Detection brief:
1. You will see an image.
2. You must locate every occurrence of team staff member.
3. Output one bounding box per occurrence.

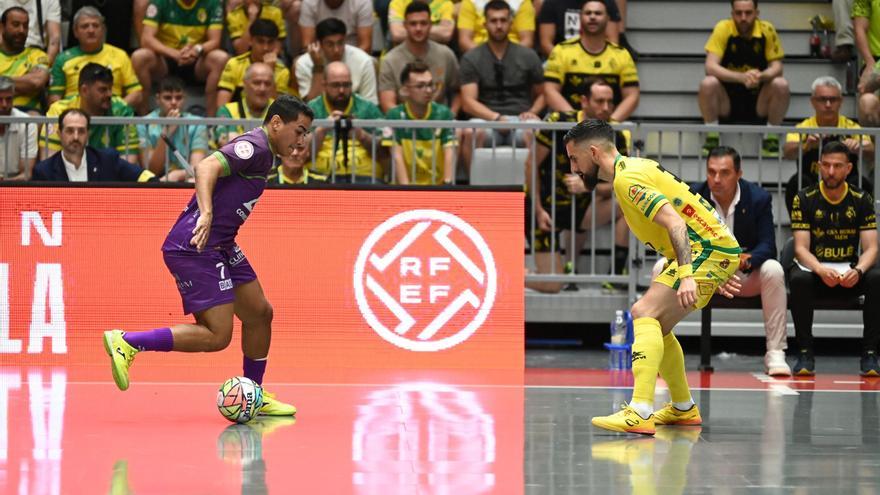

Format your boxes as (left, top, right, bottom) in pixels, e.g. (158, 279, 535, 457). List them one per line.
(543, 0, 639, 121)
(789, 141, 880, 377)
(567, 119, 741, 435)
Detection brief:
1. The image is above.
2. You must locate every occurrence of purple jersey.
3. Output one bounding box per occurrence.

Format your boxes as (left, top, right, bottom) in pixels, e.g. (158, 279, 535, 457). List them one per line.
(163, 127, 277, 253)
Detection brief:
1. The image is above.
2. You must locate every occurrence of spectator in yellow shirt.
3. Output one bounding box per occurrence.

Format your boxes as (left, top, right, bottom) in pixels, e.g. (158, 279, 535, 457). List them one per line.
(217, 19, 295, 109)
(457, 0, 535, 53)
(226, 0, 287, 54)
(388, 0, 454, 45)
(0, 7, 48, 113)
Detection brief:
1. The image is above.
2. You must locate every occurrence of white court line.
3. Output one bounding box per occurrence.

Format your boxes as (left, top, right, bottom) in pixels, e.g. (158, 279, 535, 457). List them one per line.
(834, 380, 866, 384)
(59, 381, 880, 392)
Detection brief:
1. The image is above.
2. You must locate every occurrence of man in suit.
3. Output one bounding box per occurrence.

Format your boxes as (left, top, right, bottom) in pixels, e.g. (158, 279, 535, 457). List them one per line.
(32, 108, 155, 182)
(653, 146, 790, 375)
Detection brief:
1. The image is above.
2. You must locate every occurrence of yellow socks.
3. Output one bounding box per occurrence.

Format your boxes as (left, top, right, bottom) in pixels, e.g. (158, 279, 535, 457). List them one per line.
(630, 317, 664, 412)
(659, 332, 694, 406)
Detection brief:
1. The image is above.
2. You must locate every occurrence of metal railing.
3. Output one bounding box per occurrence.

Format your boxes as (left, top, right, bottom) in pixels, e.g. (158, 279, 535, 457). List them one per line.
(3, 116, 878, 305)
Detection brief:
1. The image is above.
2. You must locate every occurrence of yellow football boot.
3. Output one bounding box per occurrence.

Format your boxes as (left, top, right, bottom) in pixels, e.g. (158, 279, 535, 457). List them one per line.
(103, 330, 138, 391)
(653, 403, 702, 426)
(258, 390, 297, 416)
(591, 404, 656, 435)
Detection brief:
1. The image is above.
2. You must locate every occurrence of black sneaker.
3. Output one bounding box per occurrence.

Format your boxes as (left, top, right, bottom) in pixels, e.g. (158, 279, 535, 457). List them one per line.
(793, 349, 815, 376)
(861, 351, 880, 377)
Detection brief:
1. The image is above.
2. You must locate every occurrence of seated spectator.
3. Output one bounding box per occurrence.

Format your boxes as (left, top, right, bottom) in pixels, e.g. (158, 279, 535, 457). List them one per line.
(138, 77, 209, 182)
(544, 0, 638, 121)
(525, 78, 629, 294)
(378, 1, 460, 113)
(218, 19, 295, 110)
(537, 0, 622, 57)
(460, 0, 544, 149)
(69, 0, 134, 51)
(268, 148, 328, 183)
(784, 76, 874, 213)
(457, 0, 535, 53)
(301, 0, 373, 52)
(699, 0, 789, 156)
(308, 61, 385, 182)
(215, 62, 276, 147)
(388, 0, 454, 45)
(789, 141, 880, 376)
(679, 146, 790, 376)
(132, 0, 228, 116)
(49, 7, 142, 110)
(295, 18, 377, 103)
(383, 61, 457, 185)
(33, 108, 154, 182)
(0, 6, 48, 113)
(0, 0, 61, 65)
(0, 77, 37, 180)
(226, 0, 287, 54)
(41, 63, 139, 163)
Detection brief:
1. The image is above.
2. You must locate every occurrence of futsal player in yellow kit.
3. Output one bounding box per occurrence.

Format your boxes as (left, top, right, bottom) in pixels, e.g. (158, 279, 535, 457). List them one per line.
(564, 120, 742, 435)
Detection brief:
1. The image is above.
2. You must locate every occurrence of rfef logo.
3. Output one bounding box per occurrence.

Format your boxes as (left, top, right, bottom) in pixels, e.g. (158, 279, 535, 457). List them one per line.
(353, 210, 497, 352)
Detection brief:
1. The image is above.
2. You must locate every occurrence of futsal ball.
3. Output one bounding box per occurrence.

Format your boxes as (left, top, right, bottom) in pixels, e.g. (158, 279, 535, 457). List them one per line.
(217, 376, 263, 423)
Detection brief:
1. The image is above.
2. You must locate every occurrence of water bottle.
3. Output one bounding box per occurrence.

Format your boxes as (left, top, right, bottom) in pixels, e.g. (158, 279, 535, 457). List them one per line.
(611, 310, 627, 345)
(809, 17, 821, 58)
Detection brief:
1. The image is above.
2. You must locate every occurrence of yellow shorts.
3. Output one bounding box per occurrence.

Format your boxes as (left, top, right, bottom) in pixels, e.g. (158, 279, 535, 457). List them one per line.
(654, 241, 741, 310)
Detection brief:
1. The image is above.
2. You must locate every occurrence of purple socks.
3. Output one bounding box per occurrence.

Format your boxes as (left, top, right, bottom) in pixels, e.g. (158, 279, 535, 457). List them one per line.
(122, 327, 174, 352)
(243, 356, 267, 385)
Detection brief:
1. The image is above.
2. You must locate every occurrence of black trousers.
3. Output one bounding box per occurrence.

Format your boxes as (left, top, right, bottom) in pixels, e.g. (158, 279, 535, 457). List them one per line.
(788, 265, 880, 352)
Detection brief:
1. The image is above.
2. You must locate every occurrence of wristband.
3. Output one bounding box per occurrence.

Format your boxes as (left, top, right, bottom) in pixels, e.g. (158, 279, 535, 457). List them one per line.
(855, 267, 864, 281)
(677, 264, 693, 279)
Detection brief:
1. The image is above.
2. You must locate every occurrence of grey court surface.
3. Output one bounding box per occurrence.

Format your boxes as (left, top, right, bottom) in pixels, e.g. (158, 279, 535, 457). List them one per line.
(524, 350, 880, 494)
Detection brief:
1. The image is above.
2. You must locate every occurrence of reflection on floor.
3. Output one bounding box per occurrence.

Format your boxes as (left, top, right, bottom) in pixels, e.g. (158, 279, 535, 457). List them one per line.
(2, 367, 880, 494)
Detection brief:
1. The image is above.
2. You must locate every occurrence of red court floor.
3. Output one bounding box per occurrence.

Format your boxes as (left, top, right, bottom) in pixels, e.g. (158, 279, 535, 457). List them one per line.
(2, 367, 879, 494)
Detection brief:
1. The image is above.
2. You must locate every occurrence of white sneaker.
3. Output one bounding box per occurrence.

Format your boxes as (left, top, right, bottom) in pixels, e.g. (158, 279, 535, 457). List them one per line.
(765, 350, 791, 376)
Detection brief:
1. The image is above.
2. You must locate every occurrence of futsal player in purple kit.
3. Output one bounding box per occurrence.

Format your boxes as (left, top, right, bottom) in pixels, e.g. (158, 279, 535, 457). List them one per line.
(103, 95, 314, 416)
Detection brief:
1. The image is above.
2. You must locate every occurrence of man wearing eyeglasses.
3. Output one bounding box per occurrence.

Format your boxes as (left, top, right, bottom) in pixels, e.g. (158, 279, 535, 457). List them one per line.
(782, 76, 874, 214)
(307, 61, 385, 182)
(460, 0, 544, 150)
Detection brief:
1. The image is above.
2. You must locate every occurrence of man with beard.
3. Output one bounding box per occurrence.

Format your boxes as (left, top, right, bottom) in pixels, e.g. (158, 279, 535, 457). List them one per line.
(295, 18, 376, 103)
(567, 119, 741, 435)
(783, 76, 873, 214)
(216, 62, 277, 147)
(699, 0, 789, 156)
(789, 141, 880, 376)
(460, 0, 544, 149)
(48, 7, 142, 109)
(32, 108, 154, 182)
(0, 6, 49, 113)
(41, 63, 139, 163)
(308, 61, 384, 182)
(526, 79, 629, 293)
(544, 0, 638, 120)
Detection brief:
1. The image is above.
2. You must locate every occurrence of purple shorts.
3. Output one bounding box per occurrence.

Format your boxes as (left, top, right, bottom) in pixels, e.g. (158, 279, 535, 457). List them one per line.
(163, 245, 257, 315)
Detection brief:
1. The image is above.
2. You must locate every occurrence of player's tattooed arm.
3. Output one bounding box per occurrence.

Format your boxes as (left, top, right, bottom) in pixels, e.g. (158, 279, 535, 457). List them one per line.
(653, 203, 697, 308)
(669, 223, 693, 267)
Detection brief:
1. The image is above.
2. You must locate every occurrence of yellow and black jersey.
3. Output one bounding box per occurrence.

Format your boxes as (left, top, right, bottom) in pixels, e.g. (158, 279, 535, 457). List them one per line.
(705, 19, 784, 73)
(785, 115, 871, 177)
(544, 38, 638, 109)
(613, 156, 739, 259)
(791, 182, 876, 263)
(534, 110, 629, 206)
